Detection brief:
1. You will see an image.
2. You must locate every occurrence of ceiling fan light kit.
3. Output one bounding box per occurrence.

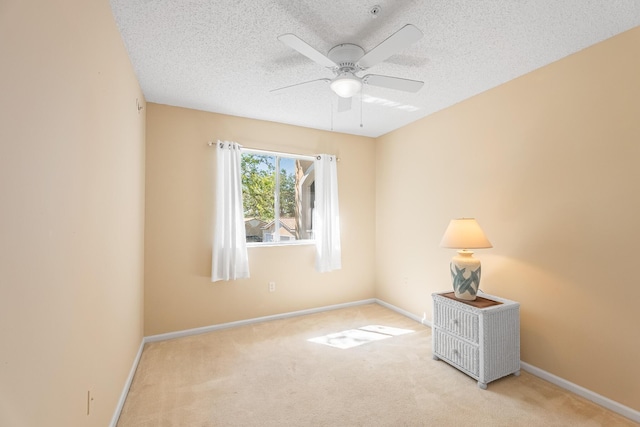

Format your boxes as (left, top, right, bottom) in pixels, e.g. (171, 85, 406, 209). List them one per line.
(275, 24, 425, 104)
(330, 74, 362, 98)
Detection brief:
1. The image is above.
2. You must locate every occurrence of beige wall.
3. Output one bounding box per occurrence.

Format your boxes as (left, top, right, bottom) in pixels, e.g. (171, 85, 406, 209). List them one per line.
(0, 1, 145, 426)
(144, 104, 376, 336)
(2, 0, 635, 420)
(376, 27, 640, 411)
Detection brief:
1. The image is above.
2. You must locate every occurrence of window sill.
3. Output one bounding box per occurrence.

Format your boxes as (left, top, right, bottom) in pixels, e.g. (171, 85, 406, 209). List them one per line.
(247, 240, 315, 248)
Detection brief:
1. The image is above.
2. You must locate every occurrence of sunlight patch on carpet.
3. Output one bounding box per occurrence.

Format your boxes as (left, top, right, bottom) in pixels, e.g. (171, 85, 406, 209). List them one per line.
(308, 325, 414, 349)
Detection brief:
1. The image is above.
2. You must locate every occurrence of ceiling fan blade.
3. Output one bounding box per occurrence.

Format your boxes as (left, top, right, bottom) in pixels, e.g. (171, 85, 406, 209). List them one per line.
(363, 74, 424, 92)
(278, 34, 337, 68)
(357, 24, 423, 69)
(337, 96, 352, 113)
(270, 78, 330, 93)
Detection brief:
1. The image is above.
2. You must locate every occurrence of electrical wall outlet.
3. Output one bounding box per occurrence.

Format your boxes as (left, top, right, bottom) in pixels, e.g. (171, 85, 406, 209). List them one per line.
(268, 282, 276, 292)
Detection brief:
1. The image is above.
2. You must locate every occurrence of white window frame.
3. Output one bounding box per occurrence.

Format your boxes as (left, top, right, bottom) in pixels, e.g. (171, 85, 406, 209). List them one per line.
(241, 148, 316, 247)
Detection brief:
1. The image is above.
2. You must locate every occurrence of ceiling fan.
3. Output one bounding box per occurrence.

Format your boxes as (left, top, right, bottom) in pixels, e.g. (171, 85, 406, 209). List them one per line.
(272, 24, 425, 112)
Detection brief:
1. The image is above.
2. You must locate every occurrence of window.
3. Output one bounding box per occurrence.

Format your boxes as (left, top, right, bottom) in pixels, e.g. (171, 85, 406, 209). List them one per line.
(241, 150, 315, 244)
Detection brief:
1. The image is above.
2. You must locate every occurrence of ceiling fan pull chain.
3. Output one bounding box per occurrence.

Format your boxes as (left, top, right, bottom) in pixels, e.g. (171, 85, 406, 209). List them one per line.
(330, 95, 334, 132)
(360, 91, 363, 128)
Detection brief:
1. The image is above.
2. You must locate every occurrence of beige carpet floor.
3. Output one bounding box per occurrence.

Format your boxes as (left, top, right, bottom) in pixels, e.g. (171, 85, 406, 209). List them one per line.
(117, 303, 637, 426)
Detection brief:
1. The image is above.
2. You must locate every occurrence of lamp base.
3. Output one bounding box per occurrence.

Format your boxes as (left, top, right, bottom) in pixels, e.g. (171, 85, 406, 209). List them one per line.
(450, 250, 482, 301)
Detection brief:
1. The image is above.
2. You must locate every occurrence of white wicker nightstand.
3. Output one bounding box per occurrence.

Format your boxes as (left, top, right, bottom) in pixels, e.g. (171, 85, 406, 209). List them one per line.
(432, 291, 520, 389)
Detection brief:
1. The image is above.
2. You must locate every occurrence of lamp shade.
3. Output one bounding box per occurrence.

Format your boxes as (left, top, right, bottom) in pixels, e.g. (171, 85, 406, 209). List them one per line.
(330, 75, 362, 98)
(440, 218, 492, 249)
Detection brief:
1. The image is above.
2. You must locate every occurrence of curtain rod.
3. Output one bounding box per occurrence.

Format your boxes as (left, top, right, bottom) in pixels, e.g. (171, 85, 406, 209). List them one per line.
(207, 141, 339, 162)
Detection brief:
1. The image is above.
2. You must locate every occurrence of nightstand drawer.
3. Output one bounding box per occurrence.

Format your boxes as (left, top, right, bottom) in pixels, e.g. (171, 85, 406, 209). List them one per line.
(433, 329, 479, 376)
(432, 291, 520, 389)
(433, 300, 479, 343)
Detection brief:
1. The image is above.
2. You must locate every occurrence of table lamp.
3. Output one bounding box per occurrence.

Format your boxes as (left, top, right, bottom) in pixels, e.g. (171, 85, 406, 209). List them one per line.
(440, 218, 492, 301)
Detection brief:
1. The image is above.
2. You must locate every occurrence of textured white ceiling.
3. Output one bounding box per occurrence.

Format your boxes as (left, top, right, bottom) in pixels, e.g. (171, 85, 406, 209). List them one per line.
(110, 0, 640, 137)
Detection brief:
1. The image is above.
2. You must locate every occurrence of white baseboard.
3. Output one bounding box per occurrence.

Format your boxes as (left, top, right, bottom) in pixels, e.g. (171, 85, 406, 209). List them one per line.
(144, 298, 377, 343)
(375, 298, 430, 326)
(111, 299, 639, 425)
(110, 339, 145, 427)
(520, 362, 640, 423)
(112, 298, 378, 423)
(378, 299, 639, 423)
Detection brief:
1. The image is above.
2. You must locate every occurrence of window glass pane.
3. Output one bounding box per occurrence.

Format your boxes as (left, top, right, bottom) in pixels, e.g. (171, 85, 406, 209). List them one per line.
(241, 154, 275, 243)
(278, 157, 295, 241)
(241, 152, 315, 244)
(291, 158, 314, 240)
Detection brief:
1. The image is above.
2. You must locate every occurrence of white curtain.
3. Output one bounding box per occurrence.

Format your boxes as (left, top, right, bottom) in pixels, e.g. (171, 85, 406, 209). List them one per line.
(211, 140, 250, 282)
(314, 154, 341, 272)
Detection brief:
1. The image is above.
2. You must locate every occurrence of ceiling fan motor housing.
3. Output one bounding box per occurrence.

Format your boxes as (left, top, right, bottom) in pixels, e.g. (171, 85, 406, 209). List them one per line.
(328, 43, 365, 73)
